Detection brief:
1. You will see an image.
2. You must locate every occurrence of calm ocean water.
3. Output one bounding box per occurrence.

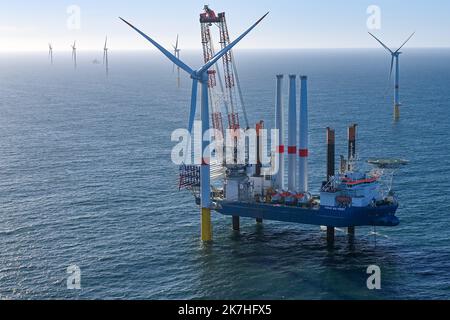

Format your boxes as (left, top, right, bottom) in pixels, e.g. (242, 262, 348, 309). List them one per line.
(0, 49, 449, 300)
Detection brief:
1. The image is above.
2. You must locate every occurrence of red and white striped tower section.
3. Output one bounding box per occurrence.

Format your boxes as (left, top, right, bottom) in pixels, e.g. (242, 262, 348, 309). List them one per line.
(288, 75, 297, 191)
(274, 75, 285, 190)
(298, 76, 309, 193)
(348, 124, 357, 171)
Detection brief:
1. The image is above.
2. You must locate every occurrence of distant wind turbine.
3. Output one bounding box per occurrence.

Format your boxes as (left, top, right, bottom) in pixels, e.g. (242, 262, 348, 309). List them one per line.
(48, 43, 53, 65)
(71, 41, 77, 69)
(103, 36, 109, 75)
(369, 32, 415, 120)
(173, 35, 181, 88)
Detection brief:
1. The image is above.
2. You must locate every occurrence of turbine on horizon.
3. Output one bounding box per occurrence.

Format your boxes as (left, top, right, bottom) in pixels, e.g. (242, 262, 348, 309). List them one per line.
(103, 36, 109, 76)
(48, 43, 53, 64)
(173, 34, 181, 88)
(119, 12, 268, 242)
(71, 41, 77, 69)
(369, 32, 415, 120)
(48, 43, 53, 65)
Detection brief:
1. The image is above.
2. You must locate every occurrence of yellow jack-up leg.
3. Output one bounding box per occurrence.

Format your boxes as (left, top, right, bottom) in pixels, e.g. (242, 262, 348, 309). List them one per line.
(201, 208, 212, 242)
(394, 104, 400, 120)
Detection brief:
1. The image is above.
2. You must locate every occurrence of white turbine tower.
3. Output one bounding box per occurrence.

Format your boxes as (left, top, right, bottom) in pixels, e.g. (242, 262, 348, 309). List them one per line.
(71, 41, 77, 69)
(173, 35, 181, 87)
(48, 43, 53, 65)
(103, 36, 109, 75)
(120, 12, 268, 242)
(369, 32, 415, 120)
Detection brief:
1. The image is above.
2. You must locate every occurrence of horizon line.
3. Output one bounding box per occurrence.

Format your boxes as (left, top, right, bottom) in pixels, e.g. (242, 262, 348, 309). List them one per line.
(1, 46, 449, 53)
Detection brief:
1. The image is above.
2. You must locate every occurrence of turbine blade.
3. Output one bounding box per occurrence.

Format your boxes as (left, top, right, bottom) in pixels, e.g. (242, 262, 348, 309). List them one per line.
(188, 79, 198, 134)
(119, 17, 194, 75)
(368, 32, 393, 54)
(175, 34, 179, 50)
(104, 36, 108, 49)
(198, 12, 269, 74)
(395, 32, 415, 53)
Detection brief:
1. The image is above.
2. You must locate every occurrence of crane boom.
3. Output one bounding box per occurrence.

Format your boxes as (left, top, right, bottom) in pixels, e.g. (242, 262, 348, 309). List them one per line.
(200, 7, 225, 137)
(199, 5, 249, 132)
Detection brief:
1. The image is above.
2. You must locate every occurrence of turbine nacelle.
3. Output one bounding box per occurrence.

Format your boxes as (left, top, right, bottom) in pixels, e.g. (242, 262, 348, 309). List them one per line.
(190, 71, 208, 82)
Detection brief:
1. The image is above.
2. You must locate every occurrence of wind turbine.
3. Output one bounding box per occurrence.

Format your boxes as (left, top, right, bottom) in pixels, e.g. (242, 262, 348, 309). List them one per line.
(103, 36, 109, 75)
(120, 12, 268, 242)
(369, 32, 415, 120)
(173, 35, 181, 87)
(48, 43, 53, 65)
(71, 41, 77, 69)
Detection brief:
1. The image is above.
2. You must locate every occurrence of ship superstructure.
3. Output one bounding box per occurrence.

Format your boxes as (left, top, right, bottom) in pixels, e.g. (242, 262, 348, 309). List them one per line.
(212, 120, 400, 233)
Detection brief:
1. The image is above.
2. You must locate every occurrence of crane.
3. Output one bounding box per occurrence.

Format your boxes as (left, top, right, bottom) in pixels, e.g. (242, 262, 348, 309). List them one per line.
(200, 5, 250, 132)
(200, 8, 225, 138)
(179, 5, 252, 192)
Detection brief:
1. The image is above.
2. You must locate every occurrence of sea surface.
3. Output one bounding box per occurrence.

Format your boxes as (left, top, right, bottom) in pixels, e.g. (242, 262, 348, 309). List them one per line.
(0, 49, 449, 300)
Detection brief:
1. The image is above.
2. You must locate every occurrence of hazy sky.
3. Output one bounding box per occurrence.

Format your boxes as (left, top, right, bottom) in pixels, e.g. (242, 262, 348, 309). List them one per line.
(1, 0, 449, 51)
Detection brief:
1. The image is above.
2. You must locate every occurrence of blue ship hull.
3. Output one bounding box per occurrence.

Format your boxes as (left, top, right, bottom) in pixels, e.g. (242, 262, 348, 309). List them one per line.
(215, 202, 399, 228)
